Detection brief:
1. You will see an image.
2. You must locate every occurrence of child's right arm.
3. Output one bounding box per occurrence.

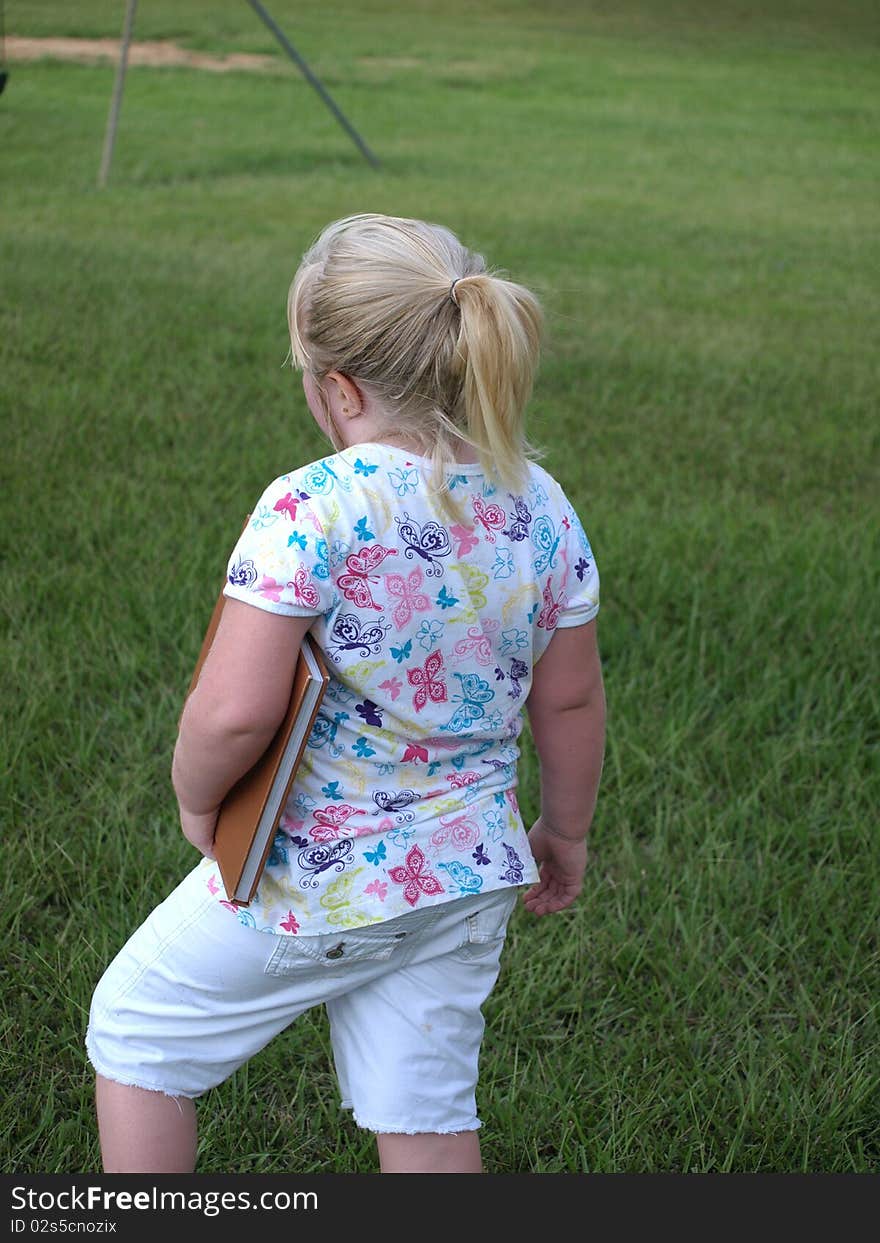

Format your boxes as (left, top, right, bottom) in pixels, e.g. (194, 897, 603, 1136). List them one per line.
(523, 619, 606, 916)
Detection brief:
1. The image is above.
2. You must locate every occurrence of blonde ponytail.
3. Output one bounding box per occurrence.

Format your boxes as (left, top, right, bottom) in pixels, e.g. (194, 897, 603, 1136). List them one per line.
(287, 214, 544, 504)
(452, 273, 543, 493)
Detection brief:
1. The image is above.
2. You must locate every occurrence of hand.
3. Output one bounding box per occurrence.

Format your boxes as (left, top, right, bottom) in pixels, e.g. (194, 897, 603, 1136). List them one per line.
(522, 816, 588, 917)
(178, 803, 219, 860)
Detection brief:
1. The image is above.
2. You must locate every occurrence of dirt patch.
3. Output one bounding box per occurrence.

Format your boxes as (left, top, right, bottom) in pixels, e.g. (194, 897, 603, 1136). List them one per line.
(6, 36, 280, 73)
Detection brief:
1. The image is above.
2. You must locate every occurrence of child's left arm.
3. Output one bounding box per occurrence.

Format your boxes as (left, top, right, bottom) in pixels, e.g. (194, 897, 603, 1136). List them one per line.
(171, 599, 315, 858)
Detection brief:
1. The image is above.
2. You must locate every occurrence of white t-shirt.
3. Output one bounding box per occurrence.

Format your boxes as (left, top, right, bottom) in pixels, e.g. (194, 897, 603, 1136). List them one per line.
(196, 441, 599, 935)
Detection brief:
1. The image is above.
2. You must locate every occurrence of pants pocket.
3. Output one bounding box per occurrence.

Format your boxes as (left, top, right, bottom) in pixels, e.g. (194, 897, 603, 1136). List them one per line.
(264, 922, 411, 976)
(450, 888, 518, 961)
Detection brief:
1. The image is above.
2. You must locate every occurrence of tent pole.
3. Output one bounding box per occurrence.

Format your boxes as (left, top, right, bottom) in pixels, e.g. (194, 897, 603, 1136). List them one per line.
(98, 0, 138, 187)
(245, 0, 380, 168)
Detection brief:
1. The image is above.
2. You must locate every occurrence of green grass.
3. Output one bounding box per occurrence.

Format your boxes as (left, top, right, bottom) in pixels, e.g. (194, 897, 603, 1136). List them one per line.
(2, 2, 878, 1173)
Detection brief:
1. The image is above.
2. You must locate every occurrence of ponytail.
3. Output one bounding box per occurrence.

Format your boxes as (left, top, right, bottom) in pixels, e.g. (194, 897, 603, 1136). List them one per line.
(452, 274, 543, 494)
(288, 214, 545, 505)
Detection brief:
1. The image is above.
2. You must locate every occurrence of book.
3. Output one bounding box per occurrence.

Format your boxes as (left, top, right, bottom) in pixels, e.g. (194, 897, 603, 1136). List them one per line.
(184, 576, 330, 907)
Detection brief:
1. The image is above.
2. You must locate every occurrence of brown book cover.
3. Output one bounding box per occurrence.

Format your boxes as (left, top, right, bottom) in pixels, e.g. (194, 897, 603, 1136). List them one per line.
(184, 560, 330, 906)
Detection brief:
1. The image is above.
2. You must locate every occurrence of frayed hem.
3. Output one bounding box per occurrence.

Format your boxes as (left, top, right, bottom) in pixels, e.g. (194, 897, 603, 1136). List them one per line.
(352, 1114, 482, 1135)
(87, 1040, 204, 1102)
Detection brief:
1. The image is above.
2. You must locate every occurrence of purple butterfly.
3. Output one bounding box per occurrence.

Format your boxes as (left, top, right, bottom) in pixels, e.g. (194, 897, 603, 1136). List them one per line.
(503, 495, 532, 542)
(228, 557, 258, 588)
(394, 512, 451, 578)
(575, 557, 590, 581)
(296, 840, 353, 889)
(356, 698, 384, 727)
(373, 789, 421, 823)
(499, 842, 525, 884)
(472, 843, 490, 866)
(507, 659, 528, 699)
(327, 614, 391, 663)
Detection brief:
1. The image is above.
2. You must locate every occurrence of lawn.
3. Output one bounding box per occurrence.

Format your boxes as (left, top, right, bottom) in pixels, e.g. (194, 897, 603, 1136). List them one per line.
(1, 1, 878, 1173)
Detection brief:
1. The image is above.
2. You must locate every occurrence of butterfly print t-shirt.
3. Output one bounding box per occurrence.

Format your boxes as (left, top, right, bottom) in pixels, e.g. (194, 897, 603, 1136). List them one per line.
(196, 441, 600, 935)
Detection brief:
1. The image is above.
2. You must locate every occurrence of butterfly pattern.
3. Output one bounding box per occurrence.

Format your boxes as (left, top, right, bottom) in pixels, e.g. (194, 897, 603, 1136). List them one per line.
(207, 443, 598, 933)
(338, 545, 398, 611)
(386, 566, 431, 629)
(394, 512, 452, 577)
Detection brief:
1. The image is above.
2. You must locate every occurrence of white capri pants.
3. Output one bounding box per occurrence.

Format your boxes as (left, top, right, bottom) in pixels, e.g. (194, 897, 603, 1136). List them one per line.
(86, 865, 519, 1135)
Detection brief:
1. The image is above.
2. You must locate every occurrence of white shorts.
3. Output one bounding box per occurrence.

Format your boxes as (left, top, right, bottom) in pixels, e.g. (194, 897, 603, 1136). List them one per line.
(86, 865, 519, 1135)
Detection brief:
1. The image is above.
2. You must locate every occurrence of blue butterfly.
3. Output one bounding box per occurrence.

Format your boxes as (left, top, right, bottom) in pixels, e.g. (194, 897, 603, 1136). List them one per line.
(287, 531, 307, 551)
(499, 842, 525, 884)
(312, 537, 330, 580)
(321, 781, 343, 800)
(437, 860, 484, 895)
(354, 458, 378, 477)
(388, 466, 419, 496)
(394, 512, 451, 578)
(390, 640, 412, 664)
(353, 516, 375, 542)
(448, 474, 469, 490)
(266, 832, 290, 868)
(532, 515, 564, 574)
(443, 672, 495, 734)
(356, 698, 384, 727)
(307, 710, 350, 759)
(364, 840, 387, 866)
(387, 825, 415, 849)
(303, 459, 352, 495)
(436, 586, 459, 610)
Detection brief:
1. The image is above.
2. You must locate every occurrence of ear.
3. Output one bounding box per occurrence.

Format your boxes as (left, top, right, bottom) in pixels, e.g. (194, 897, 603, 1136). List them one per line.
(325, 371, 364, 419)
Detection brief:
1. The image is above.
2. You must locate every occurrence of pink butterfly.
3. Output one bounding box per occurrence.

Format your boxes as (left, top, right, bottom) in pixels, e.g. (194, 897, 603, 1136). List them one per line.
(339, 545, 397, 611)
(472, 496, 506, 543)
(452, 620, 501, 666)
(447, 771, 479, 788)
(537, 576, 566, 630)
(257, 575, 283, 603)
(364, 879, 388, 901)
(450, 523, 479, 557)
(274, 492, 304, 521)
(379, 676, 403, 700)
(429, 812, 480, 852)
(407, 650, 448, 713)
(206, 874, 220, 895)
(402, 742, 430, 765)
(287, 566, 321, 609)
(280, 910, 300, 933)
(386, 566, 430, 629)
(388, 845, 445, 907)
(309, 803, 368, 843)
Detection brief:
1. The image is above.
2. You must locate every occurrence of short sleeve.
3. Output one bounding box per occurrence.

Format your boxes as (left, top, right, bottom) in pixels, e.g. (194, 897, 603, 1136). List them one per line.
(555, 495, 600, 628)
(222, 476, 338, 618)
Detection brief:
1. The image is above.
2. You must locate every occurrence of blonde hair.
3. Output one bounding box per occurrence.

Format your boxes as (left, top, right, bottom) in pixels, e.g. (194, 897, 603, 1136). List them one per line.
(288, 213, 544, 504)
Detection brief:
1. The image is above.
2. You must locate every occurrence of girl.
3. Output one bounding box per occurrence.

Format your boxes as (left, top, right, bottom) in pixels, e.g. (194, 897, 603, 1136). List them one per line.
(86, 213, 606, 1174)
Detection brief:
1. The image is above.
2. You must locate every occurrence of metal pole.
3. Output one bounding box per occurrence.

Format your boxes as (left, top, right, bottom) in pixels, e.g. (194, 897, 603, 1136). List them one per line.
(98, 0, 138, 188)
(245, 0, 380, 169)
